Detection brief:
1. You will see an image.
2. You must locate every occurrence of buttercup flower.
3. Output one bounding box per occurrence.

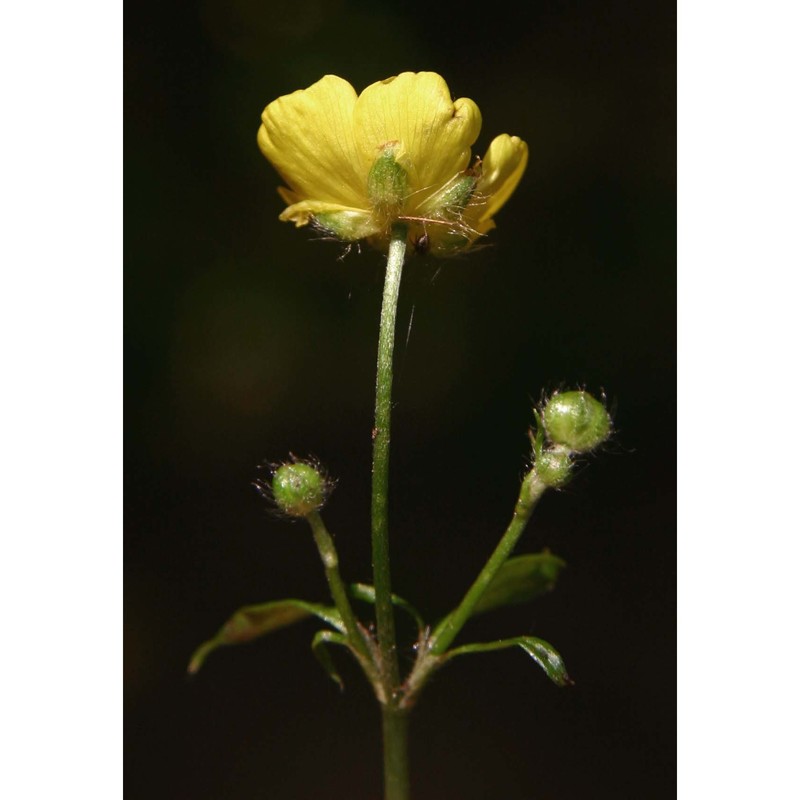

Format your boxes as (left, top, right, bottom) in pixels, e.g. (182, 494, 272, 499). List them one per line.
(257, 72, 528, 256)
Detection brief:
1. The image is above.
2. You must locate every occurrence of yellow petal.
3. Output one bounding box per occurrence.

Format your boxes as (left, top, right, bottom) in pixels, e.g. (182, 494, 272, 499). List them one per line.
(352, 72, 482, 195)
(476, 134, 528, 222)
(277, 186, 301, 206)
(258, 75, 365, 207)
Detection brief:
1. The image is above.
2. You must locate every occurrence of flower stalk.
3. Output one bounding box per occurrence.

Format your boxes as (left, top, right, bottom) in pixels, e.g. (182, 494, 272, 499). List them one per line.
(371, 223, 408, 692)
(370, 223, 410, 797)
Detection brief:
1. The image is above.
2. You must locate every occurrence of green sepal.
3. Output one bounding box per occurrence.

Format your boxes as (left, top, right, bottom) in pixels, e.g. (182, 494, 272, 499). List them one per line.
(446, 636, 573, 687)
(417, 172, 478, 220)
(535, 449, 573, 488)
(314, 210, 380, 241)
(348, 582, 426, 632)
(188, 599, 344, 675)
(529, 409, 546, 460)
(471, 552, 566, 615)
(311, 629, 349, 691)
(367, 143, 408, 209)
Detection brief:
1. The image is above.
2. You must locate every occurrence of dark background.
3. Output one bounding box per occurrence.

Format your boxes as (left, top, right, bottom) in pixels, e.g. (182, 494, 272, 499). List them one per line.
(125, 1, 675, 797)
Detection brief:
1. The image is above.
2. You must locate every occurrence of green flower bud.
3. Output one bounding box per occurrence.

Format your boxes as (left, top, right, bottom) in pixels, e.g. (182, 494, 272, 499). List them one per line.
(271, 461, 328, 518)
(535, 449, 573, 488)
(368, 142, 409, 210)
(542, 391, 611, 454)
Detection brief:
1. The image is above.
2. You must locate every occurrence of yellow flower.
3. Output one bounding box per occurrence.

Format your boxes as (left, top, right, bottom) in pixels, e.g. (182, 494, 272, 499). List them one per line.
(257, 72, 528, 256)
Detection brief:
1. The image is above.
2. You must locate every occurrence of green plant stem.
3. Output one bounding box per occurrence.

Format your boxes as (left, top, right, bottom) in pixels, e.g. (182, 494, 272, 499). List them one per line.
(307, 511, 373, 666)
(371, 224, 409, 800)
(382, 707, 410, 800)
(429, 470, 548, 656)
(371, 223, 407, 691)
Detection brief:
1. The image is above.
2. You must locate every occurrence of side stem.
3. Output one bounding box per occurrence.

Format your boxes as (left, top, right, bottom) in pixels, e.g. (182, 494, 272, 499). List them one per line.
(307, 511, 374, 668)
(429, 470, 548, 656)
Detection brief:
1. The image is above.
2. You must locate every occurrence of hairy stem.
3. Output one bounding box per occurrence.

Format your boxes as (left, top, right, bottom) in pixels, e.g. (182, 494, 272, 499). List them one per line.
(371, 224, 407, 692)
(371, 225, 409, 799)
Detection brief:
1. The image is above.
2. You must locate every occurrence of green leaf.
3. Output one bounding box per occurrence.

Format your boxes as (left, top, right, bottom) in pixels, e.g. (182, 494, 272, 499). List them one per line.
(446, 636, 573, 687)
(188, 599, 343, 675)
(471, 552, 566, 616)
(348, 583, 425, 631)
(311, 630, 349, 690)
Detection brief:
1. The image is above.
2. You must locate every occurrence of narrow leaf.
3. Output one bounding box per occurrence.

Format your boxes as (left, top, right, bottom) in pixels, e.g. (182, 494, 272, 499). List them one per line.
(471, 552, 566, 615)
(348, 583, 425, 631)
(446, 635, 573, 687)
(517, 637, 574, 687)
(311, 630, 349, 690)
(188, 599, 343, 675)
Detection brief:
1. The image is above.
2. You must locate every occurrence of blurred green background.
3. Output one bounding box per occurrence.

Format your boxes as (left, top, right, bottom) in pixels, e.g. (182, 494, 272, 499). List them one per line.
(125, 0, 675, 797)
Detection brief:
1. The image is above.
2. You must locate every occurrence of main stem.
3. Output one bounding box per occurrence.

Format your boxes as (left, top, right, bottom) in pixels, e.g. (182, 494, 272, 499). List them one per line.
(371, 223, 409, 800)
(382, 707, 410, 800)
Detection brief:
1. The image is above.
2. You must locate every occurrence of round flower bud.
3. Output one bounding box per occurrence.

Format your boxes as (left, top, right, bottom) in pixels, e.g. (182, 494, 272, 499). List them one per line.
(272, 462, 328, 518)
(535, 449, 573, 488)
(542, 391, 611, 454)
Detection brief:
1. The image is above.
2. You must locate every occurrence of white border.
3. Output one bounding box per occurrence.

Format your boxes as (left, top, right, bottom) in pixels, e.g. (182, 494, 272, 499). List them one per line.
(0, 2, 122, 796)
(679, 1, 800, 796)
